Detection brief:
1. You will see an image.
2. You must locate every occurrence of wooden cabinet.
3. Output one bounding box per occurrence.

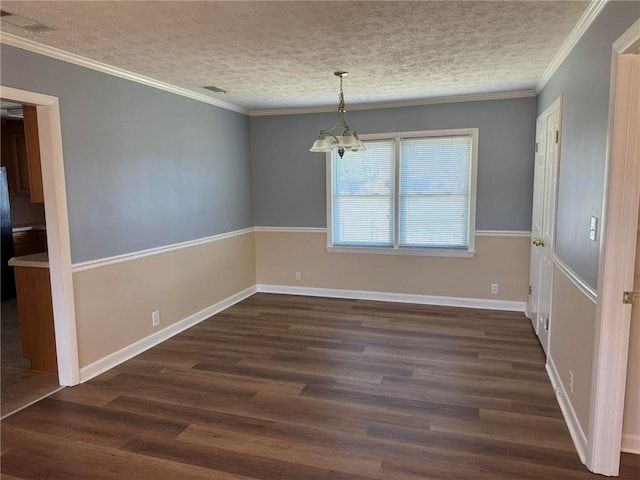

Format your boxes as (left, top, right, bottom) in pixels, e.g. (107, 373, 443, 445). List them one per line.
(12, 230, 47, 257)
(23, 106, 44, 203)
(1, 119, 29, 195)
(13, 264, 58, 375)
(0, 106, 44, 203)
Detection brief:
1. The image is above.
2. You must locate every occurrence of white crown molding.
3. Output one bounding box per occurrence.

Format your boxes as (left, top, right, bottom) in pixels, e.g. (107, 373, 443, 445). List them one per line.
(536, 0, 609, 93)
(250, 90, 536, 116)
(0, 32, 537, 117)
(0, 32, 249, 115)
(546, 356, 588, 463)
(79, 285, 257, 383)
(72, 227, 254, 272)
(257, 284, 526, 312)
(553, 255, 597, 303)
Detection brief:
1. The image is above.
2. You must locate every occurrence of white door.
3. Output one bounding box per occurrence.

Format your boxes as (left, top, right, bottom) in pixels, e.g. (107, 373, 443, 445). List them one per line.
(528, 99, 562, 354)
(622, 206, 640, 446)
(528, 115, 547, 334)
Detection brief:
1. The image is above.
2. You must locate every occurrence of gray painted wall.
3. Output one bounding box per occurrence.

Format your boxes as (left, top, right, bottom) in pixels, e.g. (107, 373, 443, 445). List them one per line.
(251, 97, 537, 231)
(0, 44, 253, 263)
(537, 1, 639, 289)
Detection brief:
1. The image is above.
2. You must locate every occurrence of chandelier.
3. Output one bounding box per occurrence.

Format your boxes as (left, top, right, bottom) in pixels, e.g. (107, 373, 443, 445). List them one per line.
(309, 71, 366, 158)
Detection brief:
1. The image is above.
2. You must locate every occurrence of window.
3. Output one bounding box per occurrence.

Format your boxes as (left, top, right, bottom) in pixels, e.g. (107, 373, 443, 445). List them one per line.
(327, 128, 478, 257)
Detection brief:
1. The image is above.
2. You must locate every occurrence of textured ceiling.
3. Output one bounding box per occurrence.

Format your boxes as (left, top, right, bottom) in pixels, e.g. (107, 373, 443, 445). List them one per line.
(0, 1, 590, 111)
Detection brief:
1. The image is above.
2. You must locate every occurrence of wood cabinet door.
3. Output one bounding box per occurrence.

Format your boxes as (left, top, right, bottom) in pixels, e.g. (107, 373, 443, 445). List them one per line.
(23, 105, 44, 203)
(1, 119, 29, 195)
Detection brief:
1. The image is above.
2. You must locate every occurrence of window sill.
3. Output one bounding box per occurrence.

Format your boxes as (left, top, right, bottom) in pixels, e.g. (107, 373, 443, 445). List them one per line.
(326, 245, 476, 258)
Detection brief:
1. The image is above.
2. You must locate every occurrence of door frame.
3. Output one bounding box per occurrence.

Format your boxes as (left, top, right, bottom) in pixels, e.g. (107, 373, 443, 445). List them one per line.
(0, 85, 80, 387)
(588, 19, 640, 476)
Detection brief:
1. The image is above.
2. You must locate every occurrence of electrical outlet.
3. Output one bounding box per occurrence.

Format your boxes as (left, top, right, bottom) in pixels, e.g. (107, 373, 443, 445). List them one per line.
(152, 310, 160, 327)
(491, 283, 499, 294)
(569, 370, 574, 394)
(295, 272, 301, 281)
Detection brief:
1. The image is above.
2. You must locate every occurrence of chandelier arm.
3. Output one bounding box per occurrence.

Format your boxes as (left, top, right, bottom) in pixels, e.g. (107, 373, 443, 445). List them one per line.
(320, 111, 346, 136)
(340, 111, 351, 132)
(322, 132, 340, 143)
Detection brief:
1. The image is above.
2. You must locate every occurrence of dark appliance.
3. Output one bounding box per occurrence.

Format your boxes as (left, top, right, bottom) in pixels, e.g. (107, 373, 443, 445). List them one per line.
(1, 166, 16, 300)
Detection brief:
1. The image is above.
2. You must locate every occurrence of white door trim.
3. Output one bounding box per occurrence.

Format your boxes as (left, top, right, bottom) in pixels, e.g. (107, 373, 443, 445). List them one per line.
(588, 19, 640, 476)
(0, 85, 80, 386)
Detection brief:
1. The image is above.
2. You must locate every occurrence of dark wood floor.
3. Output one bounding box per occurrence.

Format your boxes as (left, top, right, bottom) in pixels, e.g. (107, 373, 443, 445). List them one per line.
(1, 299, 61, 418)
(2, 293, 639, 479)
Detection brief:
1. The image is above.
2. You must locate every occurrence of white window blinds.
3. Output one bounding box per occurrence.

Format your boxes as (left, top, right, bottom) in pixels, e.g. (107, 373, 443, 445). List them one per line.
(399, 135, 472, 248)
(332, 141, 394, 246)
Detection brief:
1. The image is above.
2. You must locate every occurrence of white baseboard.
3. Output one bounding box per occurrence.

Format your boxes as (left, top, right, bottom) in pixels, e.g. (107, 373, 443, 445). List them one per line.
(622, 433, 640, 454)
(79, 285, 257, 383)
(546, 356, 588, 463)
(256, 284, 526, 312)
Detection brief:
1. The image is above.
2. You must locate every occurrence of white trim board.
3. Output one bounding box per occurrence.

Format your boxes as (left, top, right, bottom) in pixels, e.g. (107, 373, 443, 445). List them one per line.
(79, 286, 257, 383)
(536, 0, 609, 92)
(621, 433, 640, 454)
(254, 226, 327, 234)
(546, 356, 588, 463)
(476, 230, 531, 237)
(250, 91, 536, 116)
(0, 33, 248, 115)
(72, 227, 254, 273)
(553, 255, 597, 303)
(73, 227, 531, 273)
(257, 284, 526, 312)
(255, 227, 531, 237)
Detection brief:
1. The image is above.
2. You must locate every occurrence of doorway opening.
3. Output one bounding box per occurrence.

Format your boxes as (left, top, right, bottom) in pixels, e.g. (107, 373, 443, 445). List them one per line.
(1, 102, 61, 416)
(0, 85, 79, 419)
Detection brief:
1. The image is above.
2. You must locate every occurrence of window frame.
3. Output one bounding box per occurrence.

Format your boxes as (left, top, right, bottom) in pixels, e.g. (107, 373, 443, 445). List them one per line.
(326, 128, 478, 257)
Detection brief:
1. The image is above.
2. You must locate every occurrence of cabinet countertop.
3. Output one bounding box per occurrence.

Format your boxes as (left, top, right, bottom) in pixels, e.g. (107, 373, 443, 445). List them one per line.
(12, 224, 46, 233)
(8, 252, 49, 268)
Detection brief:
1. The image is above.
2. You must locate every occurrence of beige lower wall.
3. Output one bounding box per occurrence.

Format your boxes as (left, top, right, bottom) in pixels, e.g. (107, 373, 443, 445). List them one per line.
(549, 264, 596, 436)
(72, 231, 256, 368)
(255, 231, 529, 302)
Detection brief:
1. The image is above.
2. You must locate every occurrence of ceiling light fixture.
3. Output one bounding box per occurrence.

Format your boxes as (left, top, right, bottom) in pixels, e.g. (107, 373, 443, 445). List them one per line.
(0, 10, 52, 32)
(202, 85, 228, 94)
(309, 71, 365, 158)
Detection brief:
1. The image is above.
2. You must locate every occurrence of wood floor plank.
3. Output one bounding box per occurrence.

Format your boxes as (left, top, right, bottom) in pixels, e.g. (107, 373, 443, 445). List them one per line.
(1, 397, 188, 448)
(2, 293, 637, 479)
(1, 425, 246, 480)
(177, 423, 382, 477)
(121, 437, 330, 480)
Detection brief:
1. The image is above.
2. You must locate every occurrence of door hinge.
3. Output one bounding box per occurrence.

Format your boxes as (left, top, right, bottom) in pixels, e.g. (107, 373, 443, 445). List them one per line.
(555, 130, 559, 144)
(623, 291, 634, 304)
(535, 142, 539, 153)
(528, 285, 532, 295)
